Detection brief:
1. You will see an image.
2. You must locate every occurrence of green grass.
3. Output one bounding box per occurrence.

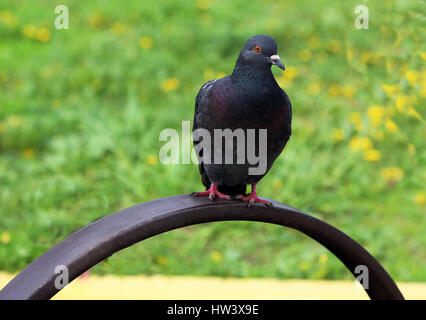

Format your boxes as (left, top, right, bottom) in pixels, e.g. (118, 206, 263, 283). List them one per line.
(0, 0, 425, 282)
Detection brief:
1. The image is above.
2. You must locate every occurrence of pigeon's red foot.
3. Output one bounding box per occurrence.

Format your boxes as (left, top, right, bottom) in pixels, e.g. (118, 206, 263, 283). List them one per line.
(236, 193, 271, 207)
(191, 183, 231, 201)
(236, 184, 272, 207)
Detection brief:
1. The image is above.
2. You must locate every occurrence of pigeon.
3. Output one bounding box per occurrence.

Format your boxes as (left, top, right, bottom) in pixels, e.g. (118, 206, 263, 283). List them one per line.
(192, 35, 292, 206)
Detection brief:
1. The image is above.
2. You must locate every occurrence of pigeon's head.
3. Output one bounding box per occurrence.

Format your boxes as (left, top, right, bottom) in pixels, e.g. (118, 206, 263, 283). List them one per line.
(236, 35, 285, 71)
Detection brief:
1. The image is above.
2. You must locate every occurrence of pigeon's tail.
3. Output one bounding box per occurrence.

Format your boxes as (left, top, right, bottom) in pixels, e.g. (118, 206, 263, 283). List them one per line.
(217, 184, 247, 199)
(199, 163, 246, 198)
(200, 169, 246, 198)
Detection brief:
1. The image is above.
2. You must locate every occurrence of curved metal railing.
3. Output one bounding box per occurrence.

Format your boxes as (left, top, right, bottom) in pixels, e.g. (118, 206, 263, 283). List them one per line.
(0, 195, 404, 300)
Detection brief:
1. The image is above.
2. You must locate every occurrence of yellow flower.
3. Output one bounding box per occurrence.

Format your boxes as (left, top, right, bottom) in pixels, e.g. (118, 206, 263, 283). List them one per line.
(22, 24, 37, 38)
(380, 25, 389, 35)
(0, 121, 6, 133)
(146, 154, 158, 166)
(385, 60, 394, 74)
(332, 129, 345, 141)
(355, 123, 364, 132)
(272, 179, 283, 189)
(407, 106, 422, 120)
(307, 82, 321, 95)
(349, 136, 372, 152)
(414, 193, 425, 206)
(349, 112, 362, 125)
(0, 10, 12, 21)
(51, 99, 61, 109)
(1, 231, 11, 244)
(421, 80, 426, 98)
(381, 167, 404, 183)
(203, 69, 215, 82)
(0, 10, 16, 26)
(381, 84, 400, 97)
(210, 251, 222, 262)
(139, 36, 153, 50)
(318, 254, 328, 264)
(308, 37, 320, 49)
(91, 79, 102, 92)
(0, 71, 8, 83)
(399, 63, 409, 75)
(385, 118, 398, 133)
(14, 79, 23, 89)
(300, 261, 309, 271)
(346, 48, 354, 62)
(299, 49, 311, 62)
(326, 40, 341, 53)
(7, 115, 22, 127)
(197, 0, 210, 10)
(395, 95, 410, 112)
(276, 67, 298, 87)
(328, 84, 340, 97)
(216, 72, 226, 79)
(161, 77, 180, 92)
(36, 28, 51, 42)
(282, 66, 298, 80)
(341, 85, 355, 99)
(405, 70, 419, 86)
(275, 76, 285, 87)
(420, 52, 426, 61)
(364, 149, 381, 162)
(111, 22, 127, 35)
(88, 12, 103, 27)
(360, 51, 373, 64)
(408, 144, 416, 155)
(22, 148, 35, 160)
(399, 63, 408, 75)
(367, 106, 386, 127)
(155, 256, 168, 265)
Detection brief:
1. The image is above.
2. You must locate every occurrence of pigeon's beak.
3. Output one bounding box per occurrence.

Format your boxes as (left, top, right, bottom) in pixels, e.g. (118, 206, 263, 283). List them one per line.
(270, 55, 285, 71)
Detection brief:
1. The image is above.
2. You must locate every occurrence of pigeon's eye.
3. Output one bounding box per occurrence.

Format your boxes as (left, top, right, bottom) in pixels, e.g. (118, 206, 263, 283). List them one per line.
(253, 45, 262, 53)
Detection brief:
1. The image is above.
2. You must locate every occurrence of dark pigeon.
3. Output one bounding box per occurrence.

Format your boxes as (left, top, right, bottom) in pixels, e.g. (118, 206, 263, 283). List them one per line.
(192, 35, 292, 206)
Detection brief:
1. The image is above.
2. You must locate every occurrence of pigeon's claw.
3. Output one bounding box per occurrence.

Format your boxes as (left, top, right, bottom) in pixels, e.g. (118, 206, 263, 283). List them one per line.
(192, 183, 231, 201)
(235, 184, 272, 207)
(237, 194, 272, 207)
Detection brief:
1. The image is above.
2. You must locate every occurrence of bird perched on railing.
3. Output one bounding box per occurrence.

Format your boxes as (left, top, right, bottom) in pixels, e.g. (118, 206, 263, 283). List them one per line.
(192, 35, 292, 206)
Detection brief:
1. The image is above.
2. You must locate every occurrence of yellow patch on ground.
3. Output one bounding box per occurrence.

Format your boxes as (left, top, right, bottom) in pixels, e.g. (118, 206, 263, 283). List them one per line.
(1, 272, 425, 300)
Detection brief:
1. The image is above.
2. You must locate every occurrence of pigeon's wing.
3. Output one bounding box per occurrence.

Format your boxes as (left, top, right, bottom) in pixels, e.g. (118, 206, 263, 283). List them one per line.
(193, 79, 218, 189)
(192, 78, 247, 196)
(194, 79, 217, 126)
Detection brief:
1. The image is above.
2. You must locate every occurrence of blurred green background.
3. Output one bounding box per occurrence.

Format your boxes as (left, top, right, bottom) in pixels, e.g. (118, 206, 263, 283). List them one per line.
(0, 0, 425, 282)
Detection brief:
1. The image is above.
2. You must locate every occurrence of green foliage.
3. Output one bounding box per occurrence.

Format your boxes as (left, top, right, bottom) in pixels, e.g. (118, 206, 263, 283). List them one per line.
(0, 0, 425, 281)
